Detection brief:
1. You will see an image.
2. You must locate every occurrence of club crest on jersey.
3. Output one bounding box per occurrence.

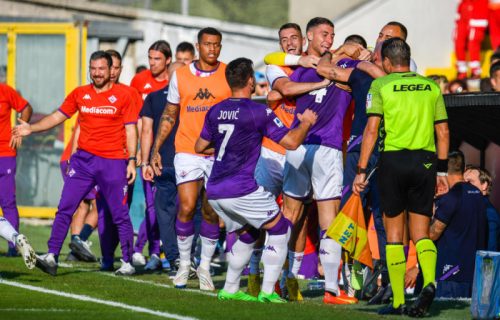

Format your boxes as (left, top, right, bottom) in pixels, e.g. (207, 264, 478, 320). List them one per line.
(6, 168, 12, 175)
(123, 185, 128, 196)
(366, 93, 372, 109)
(83, 94, 91, 100)
(108, 95, 117, 104)
(273, 117, 284, 128)
(68, 168, 76, 177)
(194, 88, 215, 100)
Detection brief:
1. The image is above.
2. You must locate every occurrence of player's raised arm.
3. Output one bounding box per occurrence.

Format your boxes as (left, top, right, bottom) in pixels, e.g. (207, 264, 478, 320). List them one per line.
(278, 109, 317, 150)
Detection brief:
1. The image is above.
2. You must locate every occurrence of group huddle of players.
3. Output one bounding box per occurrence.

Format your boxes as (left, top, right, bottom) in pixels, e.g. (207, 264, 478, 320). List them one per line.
(2, 15, 450, 318)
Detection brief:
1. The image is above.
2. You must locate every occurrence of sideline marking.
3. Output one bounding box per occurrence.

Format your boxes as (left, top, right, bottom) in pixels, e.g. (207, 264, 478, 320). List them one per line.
(0, 278, 200, 320)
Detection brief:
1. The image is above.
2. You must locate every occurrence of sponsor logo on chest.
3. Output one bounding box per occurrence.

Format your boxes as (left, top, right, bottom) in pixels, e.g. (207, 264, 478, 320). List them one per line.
(81, 105, 118, 115)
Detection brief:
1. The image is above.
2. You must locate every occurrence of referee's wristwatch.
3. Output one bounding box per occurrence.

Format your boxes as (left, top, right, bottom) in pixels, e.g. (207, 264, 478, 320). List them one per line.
(357, 165, 367, 174)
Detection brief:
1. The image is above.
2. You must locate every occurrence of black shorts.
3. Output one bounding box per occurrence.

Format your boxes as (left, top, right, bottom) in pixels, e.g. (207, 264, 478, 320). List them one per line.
(377, 150, 436, 218)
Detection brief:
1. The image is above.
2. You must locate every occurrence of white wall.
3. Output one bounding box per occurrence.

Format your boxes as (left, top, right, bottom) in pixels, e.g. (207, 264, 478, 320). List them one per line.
(332, 0, 458, 74)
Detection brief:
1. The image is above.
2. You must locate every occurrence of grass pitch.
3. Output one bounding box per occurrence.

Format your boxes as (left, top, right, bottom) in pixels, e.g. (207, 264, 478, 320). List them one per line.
(0, 222, 472, 320)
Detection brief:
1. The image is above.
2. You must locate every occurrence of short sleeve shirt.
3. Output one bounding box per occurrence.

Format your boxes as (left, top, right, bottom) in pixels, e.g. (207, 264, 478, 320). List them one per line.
(201, 98, 288, 199)
(0, 84, 29, 157)
(58, 84, 137, 159)
(366, 72, 448, 152)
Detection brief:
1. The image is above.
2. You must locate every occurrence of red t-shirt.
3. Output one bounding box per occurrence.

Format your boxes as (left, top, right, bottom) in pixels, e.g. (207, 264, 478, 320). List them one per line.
(0, 84, 28, 157)
(58, 84, 137, 159)
(122, 84, 143, 120)
(130, 69, 168, 101)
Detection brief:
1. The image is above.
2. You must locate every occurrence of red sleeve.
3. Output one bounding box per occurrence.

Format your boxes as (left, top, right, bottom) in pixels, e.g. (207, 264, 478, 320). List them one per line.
(58, 88, 79, 118)
(3, 84, 28, 112)
(130, 73, 140, 92)
(123, 91, 137, 125)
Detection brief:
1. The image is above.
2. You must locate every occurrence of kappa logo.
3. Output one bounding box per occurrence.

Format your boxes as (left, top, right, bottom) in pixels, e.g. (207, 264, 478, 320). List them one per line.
(68, 168, 76, 177)
(144, 83, 152, 89)
(108, 95, 117, 104)
(83, 94, 91, 100)
(264, 245, 277, 253)
(194, 88, 215, 100)
(319, 249, 329, 255)
(423, 162, 433, 169)
(265, 108, 273, 116)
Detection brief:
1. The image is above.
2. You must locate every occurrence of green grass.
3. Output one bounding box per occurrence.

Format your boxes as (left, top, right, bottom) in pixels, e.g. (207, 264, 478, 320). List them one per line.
(0, 222, 472, 320)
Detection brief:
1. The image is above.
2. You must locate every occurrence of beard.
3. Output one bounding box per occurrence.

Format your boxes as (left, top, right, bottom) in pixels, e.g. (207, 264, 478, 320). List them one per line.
(92, 75, 110, 89)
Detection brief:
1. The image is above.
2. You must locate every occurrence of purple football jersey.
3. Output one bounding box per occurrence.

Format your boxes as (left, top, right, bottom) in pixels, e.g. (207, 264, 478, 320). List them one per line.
(289, 60, 355, 150)
(201, 98, 289, 199)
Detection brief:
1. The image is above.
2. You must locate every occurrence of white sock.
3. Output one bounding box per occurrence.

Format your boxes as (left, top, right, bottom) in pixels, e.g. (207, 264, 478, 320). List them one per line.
(177, 234, 194, 267)
(288, 251, 304, 278)
(224, 239, 255, 294)
(320, 237, 342, 295)
(249, 248, 263, 275)
(199, 236, 217, 270)
(0, 217, 17, 244)
(261, 229, 290, 294)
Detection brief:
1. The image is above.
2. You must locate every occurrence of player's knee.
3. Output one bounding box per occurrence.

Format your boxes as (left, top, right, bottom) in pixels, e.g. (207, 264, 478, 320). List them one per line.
(178, 202, 196, 218)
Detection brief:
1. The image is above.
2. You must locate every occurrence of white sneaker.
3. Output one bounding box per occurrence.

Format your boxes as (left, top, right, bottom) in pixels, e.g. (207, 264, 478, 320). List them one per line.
(173, 263, 191, 288)
(115, 259, 135, 276)
(15, 234, 36, 270)
(132, 252, 146, 266)
(197, 266, 215, 291)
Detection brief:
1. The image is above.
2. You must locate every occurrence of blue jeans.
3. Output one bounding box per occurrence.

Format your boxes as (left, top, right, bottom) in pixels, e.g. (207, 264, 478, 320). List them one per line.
(154, 167, 179, 261)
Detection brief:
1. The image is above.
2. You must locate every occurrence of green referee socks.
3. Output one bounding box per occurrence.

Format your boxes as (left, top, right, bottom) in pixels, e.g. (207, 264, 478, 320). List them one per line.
(386, 244, 406, 308)
(415, 238, 437, 288)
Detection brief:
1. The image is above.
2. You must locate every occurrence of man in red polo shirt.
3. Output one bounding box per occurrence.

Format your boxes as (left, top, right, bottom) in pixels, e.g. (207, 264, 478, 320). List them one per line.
(13, 51, 138, 276)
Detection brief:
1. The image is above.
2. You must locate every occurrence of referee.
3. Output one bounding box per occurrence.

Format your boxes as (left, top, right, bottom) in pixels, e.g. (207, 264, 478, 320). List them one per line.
(353, 38, 450, 317)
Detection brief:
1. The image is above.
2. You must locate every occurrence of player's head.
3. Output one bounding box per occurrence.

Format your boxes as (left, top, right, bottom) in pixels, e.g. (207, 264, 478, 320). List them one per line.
(372, 41, 384, 67)
(490, 51, 500, 65)
(254, 71, 269, 96)
(226, 58, 254, 94)
(464, 165, 492, 195)
(381, 38, 411, 73)
(344, 34, 367, 49)
(105, 49, 122, 84)
(197, 27, 222, 65)
(306, 17, 334, 56)
(89, 50, 112, 89)
(278, 22, 304, 55)
(175, 42, 196, 65)
(490, 61, 500, 92)
(148, 40, 172, 77)
(448, 150, 465, 175)
(377, 21, 408, 44)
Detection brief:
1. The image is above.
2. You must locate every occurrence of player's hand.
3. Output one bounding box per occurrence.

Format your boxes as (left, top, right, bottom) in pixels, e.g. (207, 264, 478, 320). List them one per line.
(12, 118, 32, 137)
(142, 165, 154, 181)
(405, 266, 419, 288)
(127, 161, 136, 185)
(319, 77, 331, 88)
(298, 55, 319, 68)
(297, 109, 318, 126)
(352, 173, 368, 195)
(358, 48, 372, 61)
(9, 135, 22, 150)
(337, 43, 361, 59)
(435, 175, 449, 196)
(151, 152, 163, 176)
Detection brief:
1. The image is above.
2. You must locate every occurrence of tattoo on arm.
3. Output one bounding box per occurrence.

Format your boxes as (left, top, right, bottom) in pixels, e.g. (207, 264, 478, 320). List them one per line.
(429, 219, 447, 241)
(152, 104, 179, 153)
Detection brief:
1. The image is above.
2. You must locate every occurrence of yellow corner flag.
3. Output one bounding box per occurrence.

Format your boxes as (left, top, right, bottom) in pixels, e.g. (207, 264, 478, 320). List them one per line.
(326, 194, 373, 269)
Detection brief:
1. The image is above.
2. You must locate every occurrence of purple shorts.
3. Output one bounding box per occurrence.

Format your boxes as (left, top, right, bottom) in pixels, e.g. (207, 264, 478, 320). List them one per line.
(60, 161, 97, 201)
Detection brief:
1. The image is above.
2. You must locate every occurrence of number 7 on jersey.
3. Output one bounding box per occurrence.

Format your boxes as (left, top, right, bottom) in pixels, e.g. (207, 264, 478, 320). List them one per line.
(216, 124, 234, 161)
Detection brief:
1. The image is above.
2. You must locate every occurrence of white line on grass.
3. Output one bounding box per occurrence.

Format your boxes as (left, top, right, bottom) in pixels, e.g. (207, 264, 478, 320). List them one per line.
(98, 273, 218, 297)
(0, 279, 200, 320)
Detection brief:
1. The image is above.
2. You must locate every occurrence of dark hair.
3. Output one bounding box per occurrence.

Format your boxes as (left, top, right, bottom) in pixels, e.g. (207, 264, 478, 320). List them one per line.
(135, 65, 147, 74)
(344, 34, 367, 49)
(490, 52, 500, 64)
(197, 27, 222, 43)
(448, 150, 465, 174)
(149, 40, 172, 59)
(279, 23, 302, 35)
(105, 49, 122, 63)
(490, 61, 500, 77)
(176, 41, 195, 55)
(386, 21, 408, 40)
(306, 17, 334, 32)
(381, 38, 411, 66)
(90, 50, 112, 67)
(480, 77, 493, 92)
(448, 79, 468, 93)
(225, 58, 254, 90)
